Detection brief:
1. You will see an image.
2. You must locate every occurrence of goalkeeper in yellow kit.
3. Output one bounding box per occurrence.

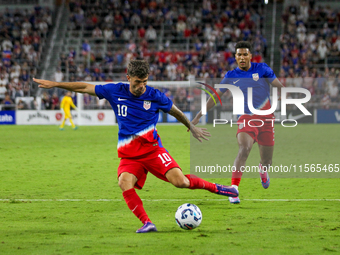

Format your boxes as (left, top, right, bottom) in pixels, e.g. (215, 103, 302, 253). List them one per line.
(60, 91, 77, 130)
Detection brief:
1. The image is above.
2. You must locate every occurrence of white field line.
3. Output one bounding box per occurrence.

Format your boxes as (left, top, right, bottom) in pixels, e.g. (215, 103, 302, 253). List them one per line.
(0, 198, 339, 202)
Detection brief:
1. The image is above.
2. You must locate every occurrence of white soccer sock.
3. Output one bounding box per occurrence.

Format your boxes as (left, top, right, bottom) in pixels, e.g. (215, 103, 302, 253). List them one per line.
(232, 185, 239, 191)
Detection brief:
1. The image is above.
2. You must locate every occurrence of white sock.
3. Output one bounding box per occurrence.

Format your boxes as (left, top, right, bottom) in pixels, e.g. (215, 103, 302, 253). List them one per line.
(232, 185, 239, 191)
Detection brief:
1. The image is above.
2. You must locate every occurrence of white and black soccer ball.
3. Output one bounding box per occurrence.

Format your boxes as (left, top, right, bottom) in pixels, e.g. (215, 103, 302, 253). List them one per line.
(175, 203, 202, 230)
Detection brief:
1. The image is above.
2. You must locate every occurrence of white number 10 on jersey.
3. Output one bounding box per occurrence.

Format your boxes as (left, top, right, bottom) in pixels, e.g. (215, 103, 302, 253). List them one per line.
(117, 104, 127, 117)
(158, 153, 172, 166)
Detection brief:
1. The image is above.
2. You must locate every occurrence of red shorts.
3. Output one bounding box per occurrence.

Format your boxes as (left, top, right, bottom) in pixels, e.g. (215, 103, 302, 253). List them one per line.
(236, 115, 275, 146)
(117, 147, 180, 190)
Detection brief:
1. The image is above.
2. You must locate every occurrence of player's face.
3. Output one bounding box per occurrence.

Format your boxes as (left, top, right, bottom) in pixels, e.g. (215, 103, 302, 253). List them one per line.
(235, 48, 252, 71)
(127, 75, 148, 96)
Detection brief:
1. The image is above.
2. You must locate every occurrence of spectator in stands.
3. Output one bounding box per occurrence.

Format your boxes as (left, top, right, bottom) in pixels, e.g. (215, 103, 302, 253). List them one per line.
(103, 51, 114, 74)
(2, 36, 13, 50)
(145, 25, 157, 42)
(32, 37, 41, 53)
(69, 60, 78, 76)
(0, 72, 9, 86)
(113, 26, 123, 40)
(1, 93, 14, 110)
(17, 99, 28, 110)
(122, 28, 133, 42)
(328, 44, 340, 64)
(104, 11, 114, 25)
(115, 50, 124, 65)
(22, 18, 32, 32)
(173, 87, 189, 111)
(314, 73, 326, 93)
(30, 96, 38, 110)
(317, 41, 328, 64)
(82, 39, 91, 64)
(92, 26, 103, 44)
(54, 67, 64, 82)
(51, 93, 60, 110)
(41, 92, 52, 110)
(176, 19, 186, 38)
(73, 7, 84, 30)
(103, 27, 113, 42)
(59, 53, 68, 72)
(138, 26, 146, 39)
(321, 93, 331, 109)
(166, 61, 177, 81)
(37, 19, 49, 37)
(131, 12, 142, 26)
(68, 47, 76, 61)
(22, 41, 32, 56)
(27, 48, 38, 65)
(0, 84, 6, 101)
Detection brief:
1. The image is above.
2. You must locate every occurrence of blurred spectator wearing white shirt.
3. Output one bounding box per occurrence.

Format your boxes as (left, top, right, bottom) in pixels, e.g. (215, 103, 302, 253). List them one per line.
(0, 84, 6, 100)
(92, 26, 103, 38)
(103, 27, 113, 42)
(130, 13, 141, 26)
(166, 62, 177, 81)
(121, 28, 133, 42)
(299, 1, 309, 22)
(145, 26, 157, 42)
(104, 12, 114, 24)
(22, 41, 32, 55)
(22, 18, 32, 31)
(12, 62, 21, 73)
(328, 82, 339, 102)
(38, 20, 48, 36)
(176, 20, 186, 38)
(334, 35, 340, 51)
(54, 68, 64, 82)
(2, 37, 13, 50)
(317, 41, 328, 63)
(203, 23, 212, 40)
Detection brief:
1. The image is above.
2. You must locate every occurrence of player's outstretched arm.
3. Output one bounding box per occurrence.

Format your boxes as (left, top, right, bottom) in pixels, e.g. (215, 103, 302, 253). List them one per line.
(33, 78, 96, 96)
(191, 89, 224, 126)
(168, 104, 211, 143)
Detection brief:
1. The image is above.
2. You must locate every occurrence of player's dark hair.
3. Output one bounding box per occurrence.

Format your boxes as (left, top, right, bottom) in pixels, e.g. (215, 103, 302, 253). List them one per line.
(235, 41, 252, 53)
(127, 59, 150, 78)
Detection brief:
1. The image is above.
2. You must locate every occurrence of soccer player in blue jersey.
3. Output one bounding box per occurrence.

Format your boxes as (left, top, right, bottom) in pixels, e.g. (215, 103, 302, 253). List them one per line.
(33, 59, 238, 233)
(192, 41, 284, 204)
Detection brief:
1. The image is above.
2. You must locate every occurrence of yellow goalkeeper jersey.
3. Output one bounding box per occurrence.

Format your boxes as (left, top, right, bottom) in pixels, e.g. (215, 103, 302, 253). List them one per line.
(60, 96, 76, 118)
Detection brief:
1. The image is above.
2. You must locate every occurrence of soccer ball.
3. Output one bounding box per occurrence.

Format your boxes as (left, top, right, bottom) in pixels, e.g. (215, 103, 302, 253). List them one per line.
(175, 203, 202, 230)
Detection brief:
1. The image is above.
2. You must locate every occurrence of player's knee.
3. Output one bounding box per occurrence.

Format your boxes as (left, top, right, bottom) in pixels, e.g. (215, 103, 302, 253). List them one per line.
(118, 178, 134, 192)
(238, 145, 252, 159)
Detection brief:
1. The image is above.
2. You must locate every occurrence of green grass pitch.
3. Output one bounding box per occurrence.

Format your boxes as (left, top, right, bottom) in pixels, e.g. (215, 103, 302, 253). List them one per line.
(0, 124, 339, 255)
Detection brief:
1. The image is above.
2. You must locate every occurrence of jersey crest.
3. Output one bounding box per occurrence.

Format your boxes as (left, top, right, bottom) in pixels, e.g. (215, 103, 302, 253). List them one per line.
(252, 73, 259, 81)
(143, 100, 151, 110)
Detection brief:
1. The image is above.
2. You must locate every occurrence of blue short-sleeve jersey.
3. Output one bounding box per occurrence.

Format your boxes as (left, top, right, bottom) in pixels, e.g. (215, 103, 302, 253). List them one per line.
(220, 62, 276, 115)
(95, 83, 173, 158)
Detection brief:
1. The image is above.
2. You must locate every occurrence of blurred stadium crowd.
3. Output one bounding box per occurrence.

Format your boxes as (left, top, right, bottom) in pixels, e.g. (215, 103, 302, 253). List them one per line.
(279, 0, 340, 109)
(0, 6, 52, 104)
(0, 0, 339, 111)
